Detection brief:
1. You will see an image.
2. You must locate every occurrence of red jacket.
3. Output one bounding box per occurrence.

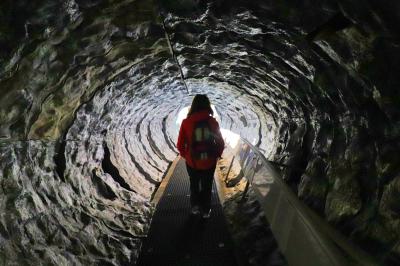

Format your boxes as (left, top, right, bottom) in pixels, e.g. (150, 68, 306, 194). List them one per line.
(177, 110, 225, 169)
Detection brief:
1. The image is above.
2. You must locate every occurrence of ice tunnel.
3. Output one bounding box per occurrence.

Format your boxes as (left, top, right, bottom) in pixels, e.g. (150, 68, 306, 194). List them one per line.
(0, 0, 399, 265)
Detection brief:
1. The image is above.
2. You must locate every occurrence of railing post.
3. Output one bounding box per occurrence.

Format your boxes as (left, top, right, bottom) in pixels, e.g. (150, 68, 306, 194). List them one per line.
(224, 155, 235, 182)
(240, 157, 258, 202)
(240, 179, 250, 202)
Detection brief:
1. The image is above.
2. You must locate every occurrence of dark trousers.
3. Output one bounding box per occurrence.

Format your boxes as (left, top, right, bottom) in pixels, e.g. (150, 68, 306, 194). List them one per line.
(186, 163, 216, 212)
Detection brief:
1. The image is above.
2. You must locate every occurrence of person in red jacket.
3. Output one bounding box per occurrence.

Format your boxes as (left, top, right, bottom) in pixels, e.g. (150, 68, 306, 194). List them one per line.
(177, 94, 224, 218)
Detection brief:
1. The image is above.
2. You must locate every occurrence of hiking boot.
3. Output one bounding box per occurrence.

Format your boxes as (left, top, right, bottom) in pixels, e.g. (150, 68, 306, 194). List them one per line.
(202, 209, 211, 219)
(191, 206, 200, 215)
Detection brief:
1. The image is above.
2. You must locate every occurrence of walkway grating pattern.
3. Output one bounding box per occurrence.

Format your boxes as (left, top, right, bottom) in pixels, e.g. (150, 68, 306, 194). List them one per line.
(137, 159, 238, 266)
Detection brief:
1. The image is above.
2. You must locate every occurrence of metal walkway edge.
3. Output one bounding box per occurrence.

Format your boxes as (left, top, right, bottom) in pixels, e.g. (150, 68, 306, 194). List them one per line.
(137, 159, 238, 266)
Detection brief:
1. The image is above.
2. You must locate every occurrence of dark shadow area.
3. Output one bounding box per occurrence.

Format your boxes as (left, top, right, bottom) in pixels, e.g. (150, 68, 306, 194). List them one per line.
(306, 12, 353, 41)
(176, 215, 206, 247)
(54, 140, 66, 182)
(224, 188, 288, 266)
(91, 169, 117, 200)
(102, 142, 135, 192)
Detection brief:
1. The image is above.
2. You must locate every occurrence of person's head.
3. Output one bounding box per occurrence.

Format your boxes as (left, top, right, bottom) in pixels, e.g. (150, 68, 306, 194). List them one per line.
(187, 94, 213, 117)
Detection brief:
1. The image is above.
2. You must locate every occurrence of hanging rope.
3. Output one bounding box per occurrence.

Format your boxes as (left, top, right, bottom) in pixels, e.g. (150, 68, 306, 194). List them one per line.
(160, 16, 191, 94)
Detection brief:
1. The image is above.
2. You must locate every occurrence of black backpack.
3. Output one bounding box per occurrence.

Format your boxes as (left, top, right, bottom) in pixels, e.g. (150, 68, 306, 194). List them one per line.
(190, 119, 217, 163)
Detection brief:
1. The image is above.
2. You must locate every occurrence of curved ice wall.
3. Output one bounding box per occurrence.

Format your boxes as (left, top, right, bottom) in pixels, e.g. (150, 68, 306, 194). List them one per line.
(0, 0, 399, 264)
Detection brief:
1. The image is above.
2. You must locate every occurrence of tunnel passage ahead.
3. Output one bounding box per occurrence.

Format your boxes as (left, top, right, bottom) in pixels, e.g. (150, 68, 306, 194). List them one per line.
(0, 0, 399, 265)
(137, 159, 238, 266)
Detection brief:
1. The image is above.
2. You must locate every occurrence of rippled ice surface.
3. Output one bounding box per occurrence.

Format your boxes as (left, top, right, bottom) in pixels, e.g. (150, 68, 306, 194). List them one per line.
(0, 0, 399, 264)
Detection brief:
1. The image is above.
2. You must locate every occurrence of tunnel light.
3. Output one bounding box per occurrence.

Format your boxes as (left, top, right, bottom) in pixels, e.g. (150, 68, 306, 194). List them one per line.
(176, 106, 240, 149)
(221, 128, 240, 149)
(176, 106, 189, 126)
(175, 105, 219, 126)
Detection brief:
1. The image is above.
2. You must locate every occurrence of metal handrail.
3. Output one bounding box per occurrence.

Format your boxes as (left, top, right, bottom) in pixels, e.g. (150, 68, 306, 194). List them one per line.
(226, 138, 378, 266)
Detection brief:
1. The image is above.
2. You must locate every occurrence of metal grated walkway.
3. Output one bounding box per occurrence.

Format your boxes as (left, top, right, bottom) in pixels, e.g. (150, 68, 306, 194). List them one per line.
(137, 159, 238, 266)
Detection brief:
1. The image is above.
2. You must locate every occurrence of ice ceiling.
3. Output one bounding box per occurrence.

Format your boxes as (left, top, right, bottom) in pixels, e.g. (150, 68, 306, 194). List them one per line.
(0, 0, 399, 264)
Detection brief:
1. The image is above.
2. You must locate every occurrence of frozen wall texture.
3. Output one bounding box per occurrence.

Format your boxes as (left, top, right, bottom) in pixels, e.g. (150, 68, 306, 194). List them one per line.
(0, 0, 399, 264)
